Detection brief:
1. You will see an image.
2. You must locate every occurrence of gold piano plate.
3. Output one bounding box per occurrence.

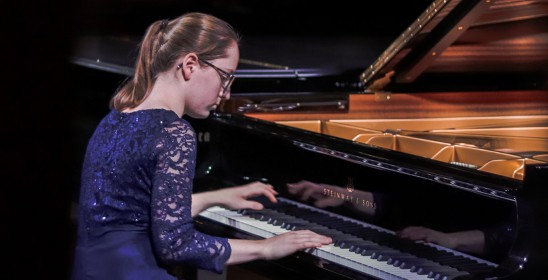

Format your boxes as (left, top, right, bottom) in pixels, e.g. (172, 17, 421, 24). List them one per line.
(275, 115, 548, 180)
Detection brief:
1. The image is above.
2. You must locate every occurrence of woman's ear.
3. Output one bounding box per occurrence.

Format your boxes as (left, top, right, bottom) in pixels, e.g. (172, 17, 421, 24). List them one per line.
(179, 53, 199, 80)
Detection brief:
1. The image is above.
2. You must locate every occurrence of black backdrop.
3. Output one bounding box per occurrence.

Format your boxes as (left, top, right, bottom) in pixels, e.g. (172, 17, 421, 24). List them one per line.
(2, 1, 431, 279)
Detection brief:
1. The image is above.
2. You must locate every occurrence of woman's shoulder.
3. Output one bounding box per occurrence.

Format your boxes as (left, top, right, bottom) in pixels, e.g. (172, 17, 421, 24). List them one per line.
(109, 108, 184, 127)
(102, 108, 193, 138)
(130, 109, 196, 143)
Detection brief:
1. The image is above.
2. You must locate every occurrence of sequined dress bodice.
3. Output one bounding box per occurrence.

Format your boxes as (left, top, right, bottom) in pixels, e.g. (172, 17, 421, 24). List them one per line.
(73, 109, 230, 278)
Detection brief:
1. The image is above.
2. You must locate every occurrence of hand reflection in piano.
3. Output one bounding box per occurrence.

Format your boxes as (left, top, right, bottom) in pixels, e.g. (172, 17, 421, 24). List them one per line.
(287, 180, 376, 216)
(396, 226, 485, 256)
(286, 180, 512, 262)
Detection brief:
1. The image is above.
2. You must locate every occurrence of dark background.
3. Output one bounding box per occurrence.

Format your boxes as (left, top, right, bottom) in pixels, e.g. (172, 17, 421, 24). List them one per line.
(2, 1, 431, 279)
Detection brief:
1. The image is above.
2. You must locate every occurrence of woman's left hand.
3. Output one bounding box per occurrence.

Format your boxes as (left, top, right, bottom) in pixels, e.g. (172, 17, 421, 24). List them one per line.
(216, 181, 278, 210)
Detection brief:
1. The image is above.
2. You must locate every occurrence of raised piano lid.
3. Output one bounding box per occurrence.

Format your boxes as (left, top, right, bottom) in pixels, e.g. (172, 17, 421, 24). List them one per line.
(360, 0, 548, 93)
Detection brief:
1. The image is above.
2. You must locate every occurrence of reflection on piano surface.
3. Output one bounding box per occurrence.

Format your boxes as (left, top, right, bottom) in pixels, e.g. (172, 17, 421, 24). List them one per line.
(199, 180, 507, 279)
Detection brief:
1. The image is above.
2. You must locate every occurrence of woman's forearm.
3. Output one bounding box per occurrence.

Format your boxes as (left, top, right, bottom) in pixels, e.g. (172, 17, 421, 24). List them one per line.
(225, 239, 264, 265)
(191, 191, 220, 217)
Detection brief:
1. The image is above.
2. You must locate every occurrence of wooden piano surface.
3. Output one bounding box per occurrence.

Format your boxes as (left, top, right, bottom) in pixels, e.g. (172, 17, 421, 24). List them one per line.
(241, 91, 548, 120)
(220, 90, 548, 181)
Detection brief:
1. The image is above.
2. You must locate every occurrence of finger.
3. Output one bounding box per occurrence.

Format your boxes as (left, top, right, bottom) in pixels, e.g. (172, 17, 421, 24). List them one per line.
(247, 182, 277, 194)
(264, 191, 278, 203)
(298, 241, 326, 249)
(253, 187, 278, 203)
(293, 235, 332, 247)
(248, 201, 264, 210)
(292, 230, 332, 243)
(263, 184, 279, 195)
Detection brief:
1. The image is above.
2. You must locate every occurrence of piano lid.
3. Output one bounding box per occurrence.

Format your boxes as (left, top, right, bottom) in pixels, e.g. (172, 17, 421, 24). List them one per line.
(70, 35, 364, 79)
(361, 0, 548, 93)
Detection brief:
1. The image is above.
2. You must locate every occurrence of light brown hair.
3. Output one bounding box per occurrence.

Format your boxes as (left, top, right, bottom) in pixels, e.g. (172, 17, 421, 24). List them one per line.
(111, 12, 240, 111)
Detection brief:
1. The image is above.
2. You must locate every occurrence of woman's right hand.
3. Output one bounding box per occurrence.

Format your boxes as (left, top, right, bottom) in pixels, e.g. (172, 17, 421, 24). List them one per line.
(259, 230, 332, 260)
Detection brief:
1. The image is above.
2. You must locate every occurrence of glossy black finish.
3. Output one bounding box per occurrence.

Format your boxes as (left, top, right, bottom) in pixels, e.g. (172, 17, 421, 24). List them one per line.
(188, 113, 545, 279)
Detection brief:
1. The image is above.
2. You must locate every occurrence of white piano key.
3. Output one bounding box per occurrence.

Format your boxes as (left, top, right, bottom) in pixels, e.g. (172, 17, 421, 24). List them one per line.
(199, 206, 432, 280)
(277, 197, 496, 268)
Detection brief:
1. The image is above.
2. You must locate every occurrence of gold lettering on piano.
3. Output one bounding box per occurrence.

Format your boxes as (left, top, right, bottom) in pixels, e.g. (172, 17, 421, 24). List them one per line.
(322, 186, 376, 209)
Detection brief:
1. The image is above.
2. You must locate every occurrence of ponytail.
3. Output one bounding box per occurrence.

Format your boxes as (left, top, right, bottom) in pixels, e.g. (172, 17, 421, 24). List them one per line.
(111, 19, 171, 111)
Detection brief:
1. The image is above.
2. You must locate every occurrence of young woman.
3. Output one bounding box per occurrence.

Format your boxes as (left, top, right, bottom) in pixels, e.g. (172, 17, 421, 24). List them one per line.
(71, 12, 331, 280)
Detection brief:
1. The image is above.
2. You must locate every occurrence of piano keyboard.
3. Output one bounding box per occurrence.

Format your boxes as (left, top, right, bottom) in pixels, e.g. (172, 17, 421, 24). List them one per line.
(198, 197, 497, 280)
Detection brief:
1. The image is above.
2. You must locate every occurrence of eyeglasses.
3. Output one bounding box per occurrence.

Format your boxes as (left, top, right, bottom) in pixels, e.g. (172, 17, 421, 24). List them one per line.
(199, 58, 236, 97)
(176, 59, 236, 97)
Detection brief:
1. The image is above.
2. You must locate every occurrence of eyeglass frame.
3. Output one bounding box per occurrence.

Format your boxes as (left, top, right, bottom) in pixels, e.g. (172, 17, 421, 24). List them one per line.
(199, 58, 235, 97)
(176, 57, 235, 97)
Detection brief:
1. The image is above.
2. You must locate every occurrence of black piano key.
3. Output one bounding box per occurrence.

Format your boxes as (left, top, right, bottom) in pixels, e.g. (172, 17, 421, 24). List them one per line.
(270, 219, 284, 226)
(436, 255, 467, 265)
(412, 264, 442, 275)
(427, 265, 461, 279)
(398, 260, 416, 270)
(334, 237, 371, 249)
(407, 259, 443, 273)
(354, 244, 386, 256)
(388, 254, 420, 267)
(370, 249, 401, 261)
(348, 241, 379, 253)
(436, 270, 470, 280)
(452, 262, 493, 274)
(245, 200, 492, 278)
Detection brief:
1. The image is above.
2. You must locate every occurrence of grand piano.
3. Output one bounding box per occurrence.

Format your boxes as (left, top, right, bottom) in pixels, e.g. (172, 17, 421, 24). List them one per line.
(70, 0, 548, 279)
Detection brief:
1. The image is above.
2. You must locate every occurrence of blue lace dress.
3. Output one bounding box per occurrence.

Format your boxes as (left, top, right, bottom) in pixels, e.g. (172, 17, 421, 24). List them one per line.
(72, 109, 231, 280)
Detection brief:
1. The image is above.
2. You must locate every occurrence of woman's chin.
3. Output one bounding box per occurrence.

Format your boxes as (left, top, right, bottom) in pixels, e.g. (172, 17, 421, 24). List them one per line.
(186, 110, 210, 119)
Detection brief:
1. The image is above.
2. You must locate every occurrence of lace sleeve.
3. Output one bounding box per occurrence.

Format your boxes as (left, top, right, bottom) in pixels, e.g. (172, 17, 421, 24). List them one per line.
(150, 119, 231, 273)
